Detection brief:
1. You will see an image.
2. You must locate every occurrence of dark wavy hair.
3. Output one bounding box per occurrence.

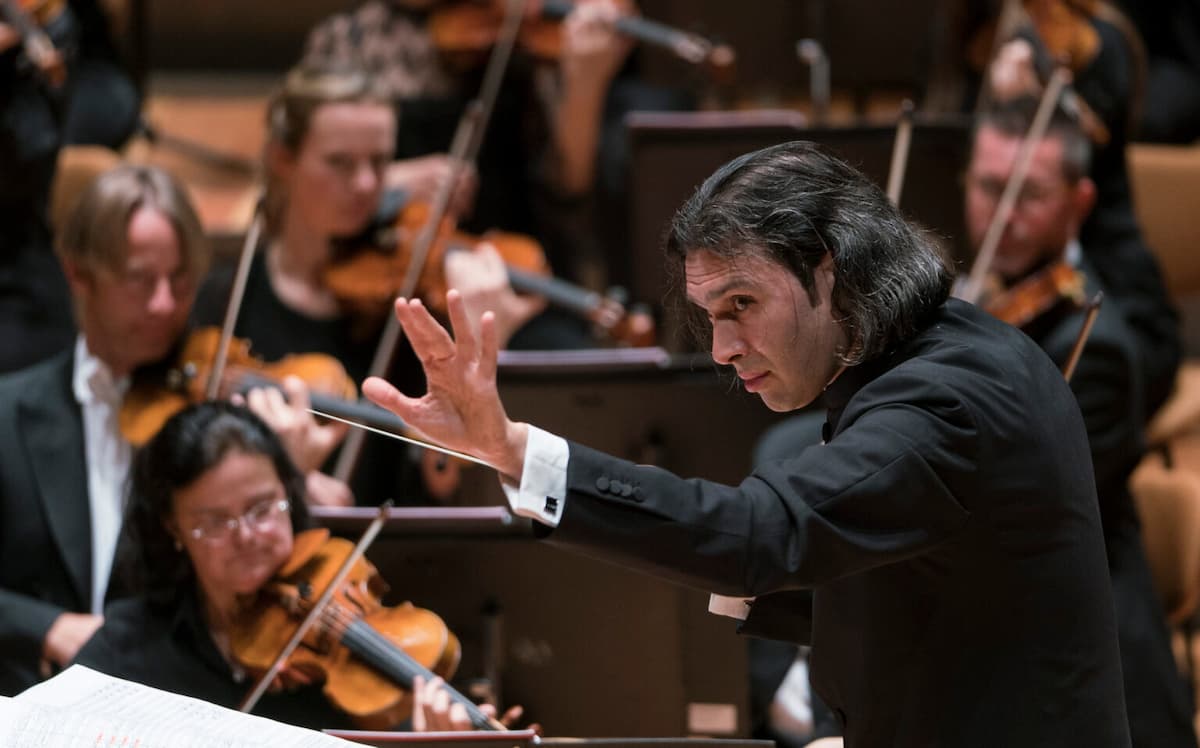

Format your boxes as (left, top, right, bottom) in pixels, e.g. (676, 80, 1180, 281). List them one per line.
(665, 140, 953, 365)
(118, 402, 311, 608)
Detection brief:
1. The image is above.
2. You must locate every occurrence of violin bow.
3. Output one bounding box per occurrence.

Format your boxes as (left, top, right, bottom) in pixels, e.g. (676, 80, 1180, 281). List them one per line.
(0, 0, 66, 87)
(1061, 291, 1102, 382)
(974, 0, 1027, 116)
(956, 66, 1069, 304)
(333, 0, 526, 484)
(885, 99, 915, 207)
(204, 197, 266, 401)
(238, 501, 392, 715)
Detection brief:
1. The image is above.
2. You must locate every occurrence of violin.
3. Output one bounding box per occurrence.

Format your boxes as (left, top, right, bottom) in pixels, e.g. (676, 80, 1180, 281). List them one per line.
(0, 0, 67, 86)
(323, 200, 656, 347)
(231, 528, 500, 730)
(120, 327, 468, 498)
(968, 0, 1100, 75)
(982, 260, 1086, 329)
(120, 328, 357, 447)
(429, 0, 734, 72)
(967, 0, 1109, 143)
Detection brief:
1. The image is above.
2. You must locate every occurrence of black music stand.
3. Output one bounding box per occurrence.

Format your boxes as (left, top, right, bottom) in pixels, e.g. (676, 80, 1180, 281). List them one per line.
(324, 732, 773, 748)
(324, 729, 538, 747)
(623, 109, 972, 348)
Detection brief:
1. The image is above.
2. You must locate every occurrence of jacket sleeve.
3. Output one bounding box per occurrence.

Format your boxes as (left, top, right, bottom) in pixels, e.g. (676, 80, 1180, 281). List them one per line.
(546, 373, 975, 597)
(0, 588, 66, 679)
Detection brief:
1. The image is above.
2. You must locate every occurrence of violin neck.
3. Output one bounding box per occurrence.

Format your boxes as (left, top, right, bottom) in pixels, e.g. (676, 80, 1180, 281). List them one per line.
(505, 265, 604, 319)
(235, 373, 410, 435)
(539, 0, 712, 65)
(340, 619, 498, 731)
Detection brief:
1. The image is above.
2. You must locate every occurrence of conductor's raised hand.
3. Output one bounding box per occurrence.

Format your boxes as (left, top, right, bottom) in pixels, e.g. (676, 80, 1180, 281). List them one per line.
(362, 290, 528, 482)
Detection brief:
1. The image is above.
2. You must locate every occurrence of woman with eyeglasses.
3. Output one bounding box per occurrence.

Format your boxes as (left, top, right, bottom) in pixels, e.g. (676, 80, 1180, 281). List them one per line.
(72, 401, 499, 731)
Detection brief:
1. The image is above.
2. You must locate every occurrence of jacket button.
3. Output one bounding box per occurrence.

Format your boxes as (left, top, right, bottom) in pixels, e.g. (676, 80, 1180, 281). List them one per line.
(609, 480, 625, 494)
(596, 476, 610, 492)
(619, 483, 634, 498)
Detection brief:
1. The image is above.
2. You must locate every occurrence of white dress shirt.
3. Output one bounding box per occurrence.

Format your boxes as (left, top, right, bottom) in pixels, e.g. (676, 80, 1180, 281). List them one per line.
(71, 336, 132, 614)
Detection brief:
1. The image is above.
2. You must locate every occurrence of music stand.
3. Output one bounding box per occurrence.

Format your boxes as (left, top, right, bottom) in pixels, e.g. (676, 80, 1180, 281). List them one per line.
(324, 732, 772, 748)
(324, 729, 539, 747)
(538, 741, 774, 747)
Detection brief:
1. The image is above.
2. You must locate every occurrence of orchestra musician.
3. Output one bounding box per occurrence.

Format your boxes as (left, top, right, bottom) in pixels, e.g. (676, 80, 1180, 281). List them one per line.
(0, 163, 209, 695)
(300, 0, 635, 285)
(74, 401, 507, 732)
(190, 61, 557, 506)
(0, 0, 77, 373)
(965, 97, 1197, 747)
(954, 0, 1182, 417)
(0, 163, 352, 696)
(364, 140, 1130, 745)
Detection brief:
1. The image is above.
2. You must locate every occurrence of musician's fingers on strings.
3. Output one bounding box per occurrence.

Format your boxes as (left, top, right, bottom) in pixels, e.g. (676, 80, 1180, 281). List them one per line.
(498, 703, 524, 728)
(280, 375, 312, 411)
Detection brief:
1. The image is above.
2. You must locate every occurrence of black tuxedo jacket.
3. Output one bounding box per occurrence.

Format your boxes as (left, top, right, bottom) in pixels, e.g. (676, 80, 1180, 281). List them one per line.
(0, 349, 98, 695)
(1033, 264, 1197, 748)
(542, 299, 1129, 747)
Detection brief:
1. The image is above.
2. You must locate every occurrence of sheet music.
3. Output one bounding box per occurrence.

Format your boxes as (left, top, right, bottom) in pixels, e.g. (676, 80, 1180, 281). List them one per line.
(5, 665, 355, 747)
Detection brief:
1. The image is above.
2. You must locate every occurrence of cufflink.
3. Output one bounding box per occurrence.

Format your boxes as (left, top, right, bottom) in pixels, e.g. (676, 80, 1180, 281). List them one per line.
(544, 497, 559, 516)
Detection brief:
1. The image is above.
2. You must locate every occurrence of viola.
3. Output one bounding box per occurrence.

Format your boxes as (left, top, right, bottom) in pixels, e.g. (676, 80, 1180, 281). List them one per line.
(323, 199, 656, 347)
(231, 528, 501, 730)
(982, 260, 1086, 329)
(429, 0, 734, 72)
(0, 0, 67, 86)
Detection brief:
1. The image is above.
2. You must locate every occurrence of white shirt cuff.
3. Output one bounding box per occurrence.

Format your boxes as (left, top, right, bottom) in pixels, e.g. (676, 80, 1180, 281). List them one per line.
(708, 593, 755, 621)
(500, 425, 569, 527)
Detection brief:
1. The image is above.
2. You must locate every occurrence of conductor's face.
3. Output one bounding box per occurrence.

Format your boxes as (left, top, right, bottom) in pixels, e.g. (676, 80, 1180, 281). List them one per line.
(686, 249, 845, 412)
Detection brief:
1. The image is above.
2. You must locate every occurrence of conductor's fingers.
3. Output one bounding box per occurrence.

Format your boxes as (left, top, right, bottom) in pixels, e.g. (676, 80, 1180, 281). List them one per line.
(363, 376, 420, 418)
(446, 289, 478, 360)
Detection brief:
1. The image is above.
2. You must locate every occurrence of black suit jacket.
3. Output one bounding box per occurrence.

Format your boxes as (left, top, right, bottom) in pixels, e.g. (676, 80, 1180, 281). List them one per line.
(541, 299, 1129, 747)
(1032, 265, 1197, 748)
(0, 349, 95, 695)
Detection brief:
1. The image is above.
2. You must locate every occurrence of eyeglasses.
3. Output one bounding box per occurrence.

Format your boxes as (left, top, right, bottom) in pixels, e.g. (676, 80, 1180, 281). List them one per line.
(182, 498, 291, 543)
(102, 265, 196, 302)
(965, 174, 1061, 208)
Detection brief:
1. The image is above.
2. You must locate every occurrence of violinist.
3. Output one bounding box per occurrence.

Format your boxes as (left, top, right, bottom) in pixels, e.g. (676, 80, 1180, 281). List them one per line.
(191, 62, 563, 505)
(0, 163, 352, 696)
(946, 0, 1181, 415)
(73, 401, 506, 732)
(965, 97, 1196, 747)
(0, 0, 77, 373)
(300, 0, 634, 283)
(0, 163, 209, 695)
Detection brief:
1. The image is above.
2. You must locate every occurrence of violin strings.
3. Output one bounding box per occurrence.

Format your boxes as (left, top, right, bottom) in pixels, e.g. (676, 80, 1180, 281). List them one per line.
(316, 600, 429, 683)
(315, 601, 493, 724)
(305, 408, 494, 468)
